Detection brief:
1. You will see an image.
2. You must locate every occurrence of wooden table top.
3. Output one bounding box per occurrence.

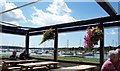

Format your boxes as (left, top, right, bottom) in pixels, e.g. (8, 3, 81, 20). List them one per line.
(60, 65, 97, 70)
(18, 61, 59, 67)
(3, 59, 38, 63)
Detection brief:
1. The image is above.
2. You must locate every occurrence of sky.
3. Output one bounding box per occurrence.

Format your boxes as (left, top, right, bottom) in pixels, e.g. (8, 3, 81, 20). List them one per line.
(0, 0, 119, 48)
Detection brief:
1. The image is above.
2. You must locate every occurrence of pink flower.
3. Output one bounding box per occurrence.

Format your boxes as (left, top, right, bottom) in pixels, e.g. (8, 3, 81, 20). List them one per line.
(84, 27, 103, 49)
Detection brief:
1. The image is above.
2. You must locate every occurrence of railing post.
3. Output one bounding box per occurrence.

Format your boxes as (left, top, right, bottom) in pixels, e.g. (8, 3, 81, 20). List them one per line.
(25, 31, 29, 58)
(99, 20, 104, 69)
(54, 28, 58, 62)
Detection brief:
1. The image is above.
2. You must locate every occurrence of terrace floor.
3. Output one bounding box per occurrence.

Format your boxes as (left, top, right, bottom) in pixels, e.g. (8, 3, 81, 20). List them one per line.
(0, 59, 99, 71)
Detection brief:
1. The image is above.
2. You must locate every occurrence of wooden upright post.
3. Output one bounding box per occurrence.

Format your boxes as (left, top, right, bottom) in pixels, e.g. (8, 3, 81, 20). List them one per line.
(25, 31, 29, 58)
(99, 20, 104, 68)
(54, 28, 58, 62)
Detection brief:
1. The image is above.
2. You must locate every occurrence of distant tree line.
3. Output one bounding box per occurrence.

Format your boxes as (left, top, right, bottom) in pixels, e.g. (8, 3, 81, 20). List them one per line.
(1, 45, 120, 52)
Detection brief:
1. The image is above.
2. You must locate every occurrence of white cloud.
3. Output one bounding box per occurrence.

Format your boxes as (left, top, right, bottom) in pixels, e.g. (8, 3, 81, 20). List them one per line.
(106, 30, 118, 35)
(59, 33, 66, 36)
(111, 30, 118, 35)
(0, 2, 26, 25)
(46, 0, 71, 15)
(29, 0, 79, 27)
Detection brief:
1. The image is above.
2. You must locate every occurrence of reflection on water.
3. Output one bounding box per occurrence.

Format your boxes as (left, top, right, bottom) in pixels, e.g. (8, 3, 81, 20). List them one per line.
(85, 53, 108, 59)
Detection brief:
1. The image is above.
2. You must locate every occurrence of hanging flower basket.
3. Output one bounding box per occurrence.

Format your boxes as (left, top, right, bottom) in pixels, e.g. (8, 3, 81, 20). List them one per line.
(84, 26, 103, 49)
(40, 28, 55, 44)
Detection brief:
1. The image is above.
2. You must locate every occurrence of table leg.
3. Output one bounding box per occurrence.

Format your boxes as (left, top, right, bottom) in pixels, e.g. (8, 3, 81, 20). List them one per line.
(90, 68, 95, 71)
(53, 64, 57, 68)
(2, 63, 8, 69)
(19, 66, 23, 71)
(26, 66, 29, 71)
(46, 64, 50, 69)
(2, 63, 6, 68)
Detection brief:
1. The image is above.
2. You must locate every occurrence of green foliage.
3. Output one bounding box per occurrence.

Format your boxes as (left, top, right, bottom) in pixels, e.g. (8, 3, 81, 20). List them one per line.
(31, 55, 100, 63)
(91, 30, 103, 45)
(58, 56, 99, 63)
(0, 54, 10, 59)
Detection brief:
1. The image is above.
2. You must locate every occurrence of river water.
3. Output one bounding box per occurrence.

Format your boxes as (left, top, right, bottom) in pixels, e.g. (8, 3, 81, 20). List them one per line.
(0, 50, 108, 59)
(85, 53, 108, 59)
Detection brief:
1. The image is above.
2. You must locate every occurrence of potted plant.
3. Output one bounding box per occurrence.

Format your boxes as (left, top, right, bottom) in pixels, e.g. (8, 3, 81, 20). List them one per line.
(84, 26, 103, 49)
(40, 28, 55, 44)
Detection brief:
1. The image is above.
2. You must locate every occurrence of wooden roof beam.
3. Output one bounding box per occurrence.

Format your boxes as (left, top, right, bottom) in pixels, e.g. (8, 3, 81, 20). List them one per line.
(0, 24, 26, 35)
(95, 0, 117, 16)
(29, 21, 120, 36)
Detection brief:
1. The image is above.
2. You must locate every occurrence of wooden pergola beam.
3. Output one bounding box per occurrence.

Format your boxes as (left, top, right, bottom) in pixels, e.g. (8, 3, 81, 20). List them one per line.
(0, 24, 26, 35)
(0, 21, 32, 30)
(29, 21, 120, 36)
(2, 19, 118, 36)
(1, 29, 25, 35)
(95, 0, 117, 16)
(0, 0, 41, 14)
(28, 15, 120, 32)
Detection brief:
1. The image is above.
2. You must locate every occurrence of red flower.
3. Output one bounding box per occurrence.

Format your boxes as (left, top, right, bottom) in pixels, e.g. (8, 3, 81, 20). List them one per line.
(84, 27, 103, 49)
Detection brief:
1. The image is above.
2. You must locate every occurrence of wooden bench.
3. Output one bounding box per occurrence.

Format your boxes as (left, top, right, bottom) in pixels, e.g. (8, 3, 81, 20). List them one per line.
(8, 66, 21, 69)
(51, 65, 97, 71)
(27, 66, 47, 71)
(7, 66, 47, 71)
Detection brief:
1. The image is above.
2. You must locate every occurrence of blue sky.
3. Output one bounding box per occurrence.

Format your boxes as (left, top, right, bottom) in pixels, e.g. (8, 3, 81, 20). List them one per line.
(0, 0, 119, 48)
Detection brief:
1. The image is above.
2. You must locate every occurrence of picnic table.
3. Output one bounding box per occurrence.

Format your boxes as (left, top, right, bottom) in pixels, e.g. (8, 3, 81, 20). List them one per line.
(2, 59, 38, 68)
(18, 61, 59, 71)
